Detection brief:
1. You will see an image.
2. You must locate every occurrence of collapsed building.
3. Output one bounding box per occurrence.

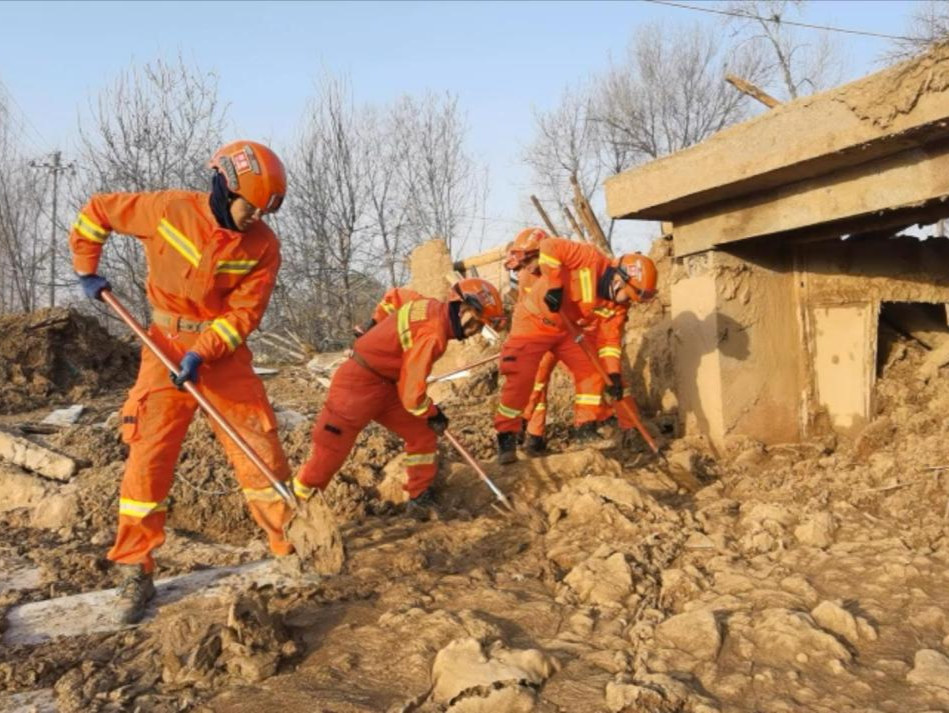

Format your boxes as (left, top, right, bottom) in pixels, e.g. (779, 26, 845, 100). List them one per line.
(605, 45, 949, 449)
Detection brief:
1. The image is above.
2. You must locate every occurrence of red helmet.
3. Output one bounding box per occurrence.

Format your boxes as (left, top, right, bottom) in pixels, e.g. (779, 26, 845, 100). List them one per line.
(613, 253, 658, 303)
(504, 227, 547, 270)
(450, 278, 508, 330)
(209, 141, 287, 214)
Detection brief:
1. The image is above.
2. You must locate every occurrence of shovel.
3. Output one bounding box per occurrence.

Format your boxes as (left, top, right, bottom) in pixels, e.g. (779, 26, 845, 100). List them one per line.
(102, 291, 345, 572)
(560, 314, 703, 493)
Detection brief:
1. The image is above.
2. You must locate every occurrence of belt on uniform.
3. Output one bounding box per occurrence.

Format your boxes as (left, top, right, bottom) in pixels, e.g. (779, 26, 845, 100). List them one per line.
(350, 350, 396, 384)
(151, 309, 211, 333)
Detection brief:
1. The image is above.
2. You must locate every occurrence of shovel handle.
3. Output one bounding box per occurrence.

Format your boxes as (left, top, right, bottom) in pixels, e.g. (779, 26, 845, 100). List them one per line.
(428, 352, 499, 384)
(560, 314, 661, 456)
(101, 291, 297, 509)
(443, 429, 515, 513)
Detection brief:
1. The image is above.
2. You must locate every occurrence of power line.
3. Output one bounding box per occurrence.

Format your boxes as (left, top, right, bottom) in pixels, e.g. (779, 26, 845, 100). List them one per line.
(0, 74, 50, 153)
(642, 0, 916, 41)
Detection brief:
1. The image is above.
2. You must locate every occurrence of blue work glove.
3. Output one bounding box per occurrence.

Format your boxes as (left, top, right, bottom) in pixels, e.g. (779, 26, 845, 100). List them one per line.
(78, 274, 112, 301)
(606, 373, 624, 401)
(544, 287, 563, 313)
(171, 351, 203, 389)
(427, 405, 449, 436)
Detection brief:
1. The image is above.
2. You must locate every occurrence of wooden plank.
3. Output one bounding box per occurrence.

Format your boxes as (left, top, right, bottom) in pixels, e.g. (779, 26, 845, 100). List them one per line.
(0, 427, 76, 482)
(725, 73, 781, 109)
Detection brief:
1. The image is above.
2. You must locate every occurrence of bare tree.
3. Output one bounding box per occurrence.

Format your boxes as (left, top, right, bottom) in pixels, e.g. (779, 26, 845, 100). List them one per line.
(0, 97, 48, 314)
(72, 54, 228, 318)
(725, 1, 844, 99)
(883, 0, 949, 62)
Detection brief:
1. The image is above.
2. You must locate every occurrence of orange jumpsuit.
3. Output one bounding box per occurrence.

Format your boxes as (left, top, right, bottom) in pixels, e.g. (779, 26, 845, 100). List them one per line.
(514, 267, 558, 438)
(370, 287, 423, 325)
(69, 191, 293, 573)
(495, 238, 631, 434)
(294, 298, 451, 499)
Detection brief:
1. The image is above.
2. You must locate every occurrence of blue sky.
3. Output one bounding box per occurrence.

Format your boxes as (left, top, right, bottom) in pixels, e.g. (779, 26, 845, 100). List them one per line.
(0, 0, 924, 254)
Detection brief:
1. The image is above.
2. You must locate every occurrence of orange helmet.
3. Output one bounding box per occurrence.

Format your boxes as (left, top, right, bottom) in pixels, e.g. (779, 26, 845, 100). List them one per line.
(504, 227, 547, 270)
(209, 141, 287, 214)
(450, 278, 508, 330)
(613, 253, 658, 303)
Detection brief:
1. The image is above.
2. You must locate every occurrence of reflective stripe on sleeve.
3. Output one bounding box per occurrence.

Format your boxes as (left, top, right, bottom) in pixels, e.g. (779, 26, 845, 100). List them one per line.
(380, 301, 396, 314)
(538, 252, 561, 268)
(211, 317, 242, 351)
(575, 393, 602, 406)
(292, 477, 315, 501)
(593, 307, 615, 318)
(74, 212, 110, 244)
(579, 268, 593, 303)
(405, 452, 436, 467)
(532, 381, 546, 391)
(397, 303, 414, 350)
(215, 259, 258, 275)
(534, 402, 546, 412)
(118, 497, 168, 519)
(406, 396, 432, 416)
(598, 346, 623, 359)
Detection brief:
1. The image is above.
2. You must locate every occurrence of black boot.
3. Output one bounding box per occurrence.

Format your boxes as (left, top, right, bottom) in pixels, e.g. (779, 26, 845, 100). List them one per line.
(524, 434, 547, 457)
(114, 565, 156, 625)
(497, 431, 518, 465)
(571, 421, 601, 445)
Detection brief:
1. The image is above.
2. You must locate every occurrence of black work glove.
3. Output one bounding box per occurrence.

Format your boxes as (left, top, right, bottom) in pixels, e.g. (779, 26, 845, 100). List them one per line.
(606, 373, 624, 401)
(78, 273, 112, 301)
(171, 351, 203, 390)
(544, 287, 564, 313)
(427, 405, 449, 436)
(353, 318, 376, 338)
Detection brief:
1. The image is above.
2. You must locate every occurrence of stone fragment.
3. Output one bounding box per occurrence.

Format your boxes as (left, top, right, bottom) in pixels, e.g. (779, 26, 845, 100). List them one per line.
(655, 610, 722, 661)
(908, 650, 949, 690)
(795, 512, 837, 548)
(564, 552, 634, 608)
(0, 427, 77, 481)
(811, 601, 859, 646)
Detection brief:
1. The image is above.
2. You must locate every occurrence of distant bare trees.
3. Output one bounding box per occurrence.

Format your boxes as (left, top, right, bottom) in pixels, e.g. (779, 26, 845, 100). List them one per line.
(884, 0, 949, 62)
(72, 55, 228, 318)
(0, 97, 48, 314)
(277, 77, 485, 349)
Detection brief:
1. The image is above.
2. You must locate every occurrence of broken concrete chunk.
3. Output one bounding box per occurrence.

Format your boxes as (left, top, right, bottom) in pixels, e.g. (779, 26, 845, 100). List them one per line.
(0, 426, 77, 481)
(40, 404, 84, 427)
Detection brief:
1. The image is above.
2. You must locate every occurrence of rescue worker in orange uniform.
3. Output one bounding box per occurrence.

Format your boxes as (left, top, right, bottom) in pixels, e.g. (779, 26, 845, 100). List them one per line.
(504, 228, 557, 457)
(494, 236, 658, 464)
(353, 286, 423, 337)
(70, 141, 293, 625)
(293, 279, 506, 501)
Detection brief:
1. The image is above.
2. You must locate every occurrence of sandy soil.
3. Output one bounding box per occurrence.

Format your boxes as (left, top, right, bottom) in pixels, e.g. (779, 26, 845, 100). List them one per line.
(4, 291, 949, 712)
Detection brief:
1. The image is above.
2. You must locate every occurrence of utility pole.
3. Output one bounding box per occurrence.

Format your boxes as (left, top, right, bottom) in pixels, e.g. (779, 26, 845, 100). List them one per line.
(30, 150, 75, 307)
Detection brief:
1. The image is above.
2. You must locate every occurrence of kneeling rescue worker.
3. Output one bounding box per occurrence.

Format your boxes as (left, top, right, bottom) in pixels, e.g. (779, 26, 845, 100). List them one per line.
(494, 235, 658, 464)
(292, 279, 507, 502)
(69, 141, 293, 625)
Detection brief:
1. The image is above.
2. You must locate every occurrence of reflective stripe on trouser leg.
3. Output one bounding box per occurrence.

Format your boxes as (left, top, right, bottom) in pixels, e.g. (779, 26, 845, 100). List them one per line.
(524, 351, 557, 437)
(551, 334, 605, 427)
(494, 335, 556, 433)
(108, 378, 198, 573)
(404, 451, 437, 498)
(375, 394, 439, 499)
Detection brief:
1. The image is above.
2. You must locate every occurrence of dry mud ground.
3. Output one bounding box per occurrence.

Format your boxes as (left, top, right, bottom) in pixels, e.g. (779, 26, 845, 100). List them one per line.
(4, 310, 949, 712)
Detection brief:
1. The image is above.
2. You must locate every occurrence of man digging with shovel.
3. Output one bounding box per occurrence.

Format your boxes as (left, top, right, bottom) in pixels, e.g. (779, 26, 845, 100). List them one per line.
(70, 141, 299, 625)
(291, 278, 507, 511)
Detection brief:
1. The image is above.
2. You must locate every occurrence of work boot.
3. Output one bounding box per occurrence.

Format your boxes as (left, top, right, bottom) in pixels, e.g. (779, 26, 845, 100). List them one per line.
(572, 421, 608, 447)
(597, 415, 619, 438)
(497, 432, 518, 465)
(524, 434, 547, 458)
(515, 419, 528, 446)
(404, 489, 437, 520)
(113, 565, 156, 625)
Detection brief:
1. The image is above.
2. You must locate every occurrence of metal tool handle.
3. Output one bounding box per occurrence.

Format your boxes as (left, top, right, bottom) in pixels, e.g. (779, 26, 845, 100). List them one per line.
(443, 429, 515, 513)
(560, 314, 661, 456)
(102, 291, 297, 509)
(428, 352, 499, 384)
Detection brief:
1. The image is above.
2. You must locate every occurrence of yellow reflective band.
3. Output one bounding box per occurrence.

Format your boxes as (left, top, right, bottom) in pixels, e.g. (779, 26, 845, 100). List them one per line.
(407, 396, 433, 416)
(532, 381, 546, 391)
(579, 268, 593, 303)
(211, 317, 241, 351)
(598, 346, 623, 358)
(538, 252, 561, 267)
(74, 213, 109, 244)
(118, 497, 168, 519)
(215, 259, 258, 275)
(397, 303, 414, 351)
(405, 452, 436, 467)
(575, 393, 602, 405)
(380, 301, 396, 314)
(594, 307, 614, 318)
(158, 219, 201, 268)
(496, 402, 522, 418)
(292, 478, 315, 500)
(535, 402, 546, 412)
(242, 485, 286, 503)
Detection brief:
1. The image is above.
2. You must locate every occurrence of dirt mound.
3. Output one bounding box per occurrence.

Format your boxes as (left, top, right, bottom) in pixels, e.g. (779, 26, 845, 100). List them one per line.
(0, 308, 137, 415)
